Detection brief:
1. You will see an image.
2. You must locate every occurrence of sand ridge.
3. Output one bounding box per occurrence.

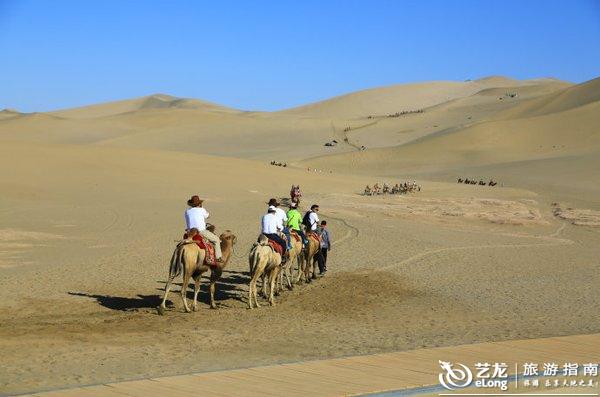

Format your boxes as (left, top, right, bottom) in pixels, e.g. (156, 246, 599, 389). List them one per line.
(1, 75, 599, 394)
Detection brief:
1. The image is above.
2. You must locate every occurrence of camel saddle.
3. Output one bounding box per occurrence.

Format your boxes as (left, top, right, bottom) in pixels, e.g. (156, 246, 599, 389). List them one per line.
(290, 230, 301, 242)
(268, 239, 284, 257)
(183, 230, 216, 266)
(307, 231, 321, 245)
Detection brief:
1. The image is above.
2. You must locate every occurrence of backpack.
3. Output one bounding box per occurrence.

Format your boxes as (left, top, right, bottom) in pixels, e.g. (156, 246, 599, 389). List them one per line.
(302, 211, 312, 229)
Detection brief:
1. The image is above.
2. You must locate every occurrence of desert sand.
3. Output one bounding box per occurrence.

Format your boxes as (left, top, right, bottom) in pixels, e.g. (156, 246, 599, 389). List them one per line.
(1, 76, 599, 395)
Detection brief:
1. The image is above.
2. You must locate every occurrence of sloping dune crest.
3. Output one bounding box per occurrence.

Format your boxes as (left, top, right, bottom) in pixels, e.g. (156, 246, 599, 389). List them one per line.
(277, 76, 560, 119)
(300, 78, 600, 185)
(50, 94, 240, 119)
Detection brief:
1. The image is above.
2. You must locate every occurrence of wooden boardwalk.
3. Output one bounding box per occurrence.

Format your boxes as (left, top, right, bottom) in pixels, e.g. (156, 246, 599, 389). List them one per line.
(24, 334, 600, 397)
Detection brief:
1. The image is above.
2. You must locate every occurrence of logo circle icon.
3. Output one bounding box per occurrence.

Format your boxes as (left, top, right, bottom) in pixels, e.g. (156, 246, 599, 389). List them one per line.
(438, 360, 473, 390)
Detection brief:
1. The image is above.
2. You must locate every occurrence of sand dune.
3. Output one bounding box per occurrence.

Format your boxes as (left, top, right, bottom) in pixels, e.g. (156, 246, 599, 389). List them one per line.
(1, 75, 600, 394)
(50, 94, 240, 119)
(277, 76, 568, 119)
(496, 77, 600, 119)
(301, 78, 600, 191)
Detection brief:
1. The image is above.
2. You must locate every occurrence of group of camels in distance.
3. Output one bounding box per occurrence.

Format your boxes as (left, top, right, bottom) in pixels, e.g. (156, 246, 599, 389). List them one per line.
(270, 161, 287, 167)
(157, 199, 322, 315)
(364, 181, 422, 196)
(366, 109, 425, 119)
(457, 178, 499, 186)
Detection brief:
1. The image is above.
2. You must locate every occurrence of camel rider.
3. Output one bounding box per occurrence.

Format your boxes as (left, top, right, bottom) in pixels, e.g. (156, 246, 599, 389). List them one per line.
(185, 195, 222, 263)
(303, 204, 320, 234)
(268, 198, 291, 250)
(287, 202, 308, 246)
(261, 206, 288, 258)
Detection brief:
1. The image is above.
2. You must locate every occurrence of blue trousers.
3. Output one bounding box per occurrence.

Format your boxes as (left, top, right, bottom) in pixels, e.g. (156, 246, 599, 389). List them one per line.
(282, 227, 291, 249)
(264, 233, 287, 254)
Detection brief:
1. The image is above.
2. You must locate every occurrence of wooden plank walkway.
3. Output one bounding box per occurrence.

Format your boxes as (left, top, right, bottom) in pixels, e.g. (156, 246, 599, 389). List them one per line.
(23, 334, 600, 397)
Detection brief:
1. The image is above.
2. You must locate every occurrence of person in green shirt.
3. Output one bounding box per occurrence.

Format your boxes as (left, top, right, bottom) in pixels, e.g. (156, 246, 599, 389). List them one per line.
(287, 202, 308, 246)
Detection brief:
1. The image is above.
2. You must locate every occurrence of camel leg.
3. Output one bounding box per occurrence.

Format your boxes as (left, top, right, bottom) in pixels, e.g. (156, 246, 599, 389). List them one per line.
(192, 274, 201, 312)
(262, 272, 271, 299)
(181, 271, 192, 313)
(158, 275, 175, 314)
(283, 261, 293, 290)
(296, 253, 306, 284)
(305, 257, 312, 283)
(248, 263, 265, 309)
(209, 268, 221, 309)
(247, 278, 255, 309)
(269, 267, 280, 306)
(277, 266, 284, 294)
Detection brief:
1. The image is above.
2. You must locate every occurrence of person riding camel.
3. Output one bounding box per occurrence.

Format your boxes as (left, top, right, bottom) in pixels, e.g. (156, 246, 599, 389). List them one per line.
(303, 204, 320, 234)
(268, 198, 290, 250)
(261, 205, 288, 259)
(287, 202, 308, 246)
(184, 195, 222, 263)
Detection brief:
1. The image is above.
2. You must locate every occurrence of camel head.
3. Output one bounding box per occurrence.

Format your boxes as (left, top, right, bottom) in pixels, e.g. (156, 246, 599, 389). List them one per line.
(220, 230, 237, 245)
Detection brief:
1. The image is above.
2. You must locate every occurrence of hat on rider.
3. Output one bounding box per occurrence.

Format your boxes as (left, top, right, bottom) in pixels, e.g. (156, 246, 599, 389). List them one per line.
(267, 198, 280, 206)
(187, 195, 204, 207)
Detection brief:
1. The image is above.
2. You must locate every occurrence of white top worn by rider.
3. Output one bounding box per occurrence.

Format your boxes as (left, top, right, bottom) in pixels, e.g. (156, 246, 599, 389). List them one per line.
(185, 206, 209, 231)
(262, 206, 279, 234)
(307, 204, 320, 231)
(308, 212, 319, 231)
(184, 195, 222, 261)
(274, 207, 287, 230)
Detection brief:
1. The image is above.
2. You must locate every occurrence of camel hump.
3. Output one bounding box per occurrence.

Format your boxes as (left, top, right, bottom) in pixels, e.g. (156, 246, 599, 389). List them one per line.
(257, 234, 269, 246)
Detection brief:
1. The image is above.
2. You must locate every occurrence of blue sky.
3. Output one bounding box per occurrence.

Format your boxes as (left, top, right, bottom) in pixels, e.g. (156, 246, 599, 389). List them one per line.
(0, 0, 599, 112)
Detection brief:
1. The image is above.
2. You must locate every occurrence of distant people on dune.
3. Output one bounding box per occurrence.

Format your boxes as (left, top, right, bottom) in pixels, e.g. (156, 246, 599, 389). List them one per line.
(365, 109, 424, 119)
(364, 180, 421, 195)
(290, 184, 302, 204)
(387, 109, 424, 118)
(270, 161, 287, 167)
(457, 177, 498, 186)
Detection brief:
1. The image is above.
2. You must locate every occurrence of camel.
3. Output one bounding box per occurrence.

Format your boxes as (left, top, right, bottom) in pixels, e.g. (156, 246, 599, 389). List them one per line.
(279, 232, 304, 292)
(298, 232, 320, 283)
(248, 235, 282, 308)
(157, 230, 236, 314)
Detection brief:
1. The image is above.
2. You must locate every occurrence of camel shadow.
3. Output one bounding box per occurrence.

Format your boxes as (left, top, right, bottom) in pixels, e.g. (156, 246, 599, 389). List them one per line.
(68, 292, 167, 311)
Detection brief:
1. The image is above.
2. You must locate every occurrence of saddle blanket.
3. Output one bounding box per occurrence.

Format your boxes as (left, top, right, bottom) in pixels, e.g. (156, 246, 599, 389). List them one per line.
(183, 232, 216, 266)
(307, 231, 321, 245)
(290, 230, 301, 242)
(268, 239, 284, 256)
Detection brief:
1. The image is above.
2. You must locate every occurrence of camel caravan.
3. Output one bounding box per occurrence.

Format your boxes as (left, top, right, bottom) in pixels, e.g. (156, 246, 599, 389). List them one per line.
(270, 161, 287, 167)
(457, 177, 498, 186)
(158, 189, 330, 314)
(366, 109, 425, 119)
(363, 181, 421, 196)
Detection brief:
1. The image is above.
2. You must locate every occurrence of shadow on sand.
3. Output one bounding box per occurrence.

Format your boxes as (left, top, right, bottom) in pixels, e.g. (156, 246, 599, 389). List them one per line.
(69, 270, 250, 312)
(68, 292, 164, 311)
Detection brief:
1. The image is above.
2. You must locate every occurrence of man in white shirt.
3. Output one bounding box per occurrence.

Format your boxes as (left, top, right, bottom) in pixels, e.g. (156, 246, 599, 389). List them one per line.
(304, 204, 320, 232)
(268, 198, 290, 249)
(185, 195, 222, 261)
(261, 205, 287, 257)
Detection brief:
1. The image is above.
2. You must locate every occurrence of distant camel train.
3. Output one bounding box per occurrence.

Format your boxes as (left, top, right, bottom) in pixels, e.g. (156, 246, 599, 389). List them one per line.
(364, 181, 421, 196)
(366, 109, 424, 119)
(457, 178, 498, 186)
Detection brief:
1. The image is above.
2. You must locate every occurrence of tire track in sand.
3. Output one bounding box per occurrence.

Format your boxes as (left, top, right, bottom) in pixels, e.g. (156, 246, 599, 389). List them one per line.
(368, 222, 572, 273)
